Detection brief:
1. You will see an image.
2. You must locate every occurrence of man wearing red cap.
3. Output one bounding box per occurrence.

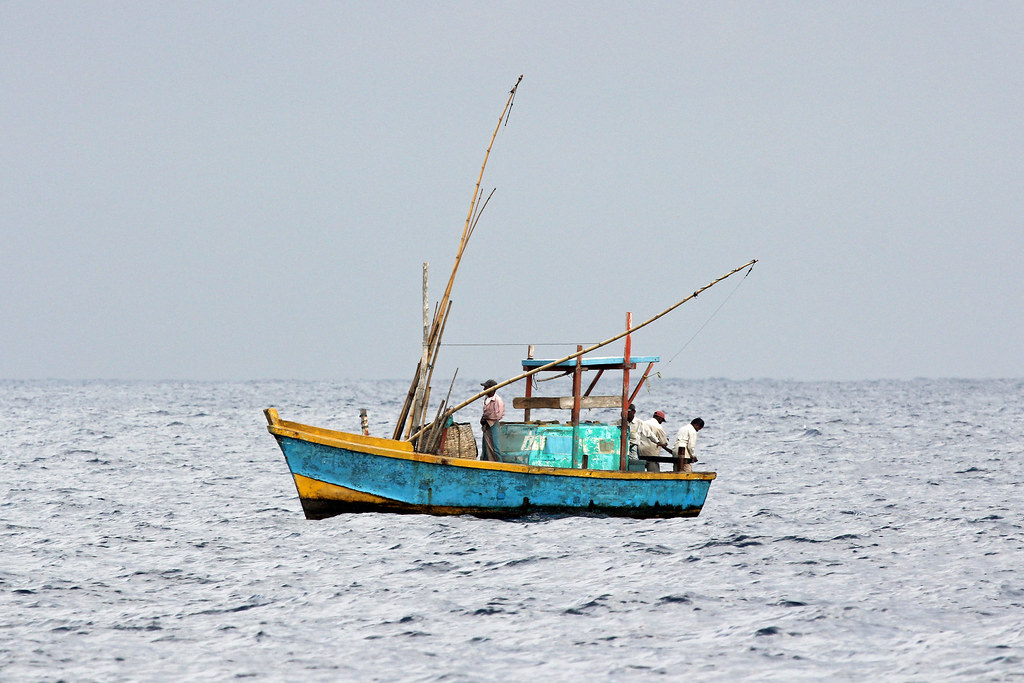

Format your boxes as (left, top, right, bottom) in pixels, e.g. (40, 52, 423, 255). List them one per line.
(637, 410, 673, 471)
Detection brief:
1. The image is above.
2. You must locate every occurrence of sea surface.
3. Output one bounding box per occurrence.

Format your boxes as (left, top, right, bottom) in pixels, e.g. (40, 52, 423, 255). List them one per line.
(1, 378, 1022, 681)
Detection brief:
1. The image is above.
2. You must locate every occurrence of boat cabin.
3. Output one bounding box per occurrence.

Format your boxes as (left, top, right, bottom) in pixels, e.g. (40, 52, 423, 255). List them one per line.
(493, 351, 659, 472)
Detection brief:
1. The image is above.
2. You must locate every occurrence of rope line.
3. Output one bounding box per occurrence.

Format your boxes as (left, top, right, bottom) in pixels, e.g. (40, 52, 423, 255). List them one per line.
(666, 266, 752, 366)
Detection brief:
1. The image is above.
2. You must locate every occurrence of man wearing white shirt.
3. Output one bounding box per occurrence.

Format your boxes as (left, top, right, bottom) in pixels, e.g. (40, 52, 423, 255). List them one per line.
(621, 404, 661, 472)
(639, 410, 673, 472)
(673, 417, 705, 473)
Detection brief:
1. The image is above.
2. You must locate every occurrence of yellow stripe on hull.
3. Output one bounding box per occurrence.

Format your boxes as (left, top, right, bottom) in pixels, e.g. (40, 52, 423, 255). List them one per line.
(292, 474, 491, 518)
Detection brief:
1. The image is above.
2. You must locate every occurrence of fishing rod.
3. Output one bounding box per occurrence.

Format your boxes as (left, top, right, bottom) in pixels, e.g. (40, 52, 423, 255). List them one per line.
(410, 258, 758, 441)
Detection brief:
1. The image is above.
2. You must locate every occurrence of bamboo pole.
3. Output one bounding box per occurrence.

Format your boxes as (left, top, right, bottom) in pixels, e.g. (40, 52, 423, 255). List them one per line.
(415, 300, 453, 433)
(423, 370, 459, 454)
(433, 76, 522, 328)
(392, 358, 422, 440)
(394, 75, 523, 438)
(411, 258, 757, 441)
(404, 304, 448, 437)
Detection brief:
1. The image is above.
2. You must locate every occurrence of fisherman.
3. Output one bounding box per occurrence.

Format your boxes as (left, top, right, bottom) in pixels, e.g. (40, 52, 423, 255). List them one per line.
(673, 417, 705, 473)
(479, 379, 505, 461)
(637, 410, 673, 472)
(620, 403, 651, 471)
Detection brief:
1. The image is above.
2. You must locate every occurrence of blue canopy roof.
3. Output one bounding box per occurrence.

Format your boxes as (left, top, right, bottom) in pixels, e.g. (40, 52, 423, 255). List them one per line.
(521, 355, 659, 369)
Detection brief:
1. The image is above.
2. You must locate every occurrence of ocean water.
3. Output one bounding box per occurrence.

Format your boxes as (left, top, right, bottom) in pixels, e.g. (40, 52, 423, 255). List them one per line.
(1, 378, 1022, 681)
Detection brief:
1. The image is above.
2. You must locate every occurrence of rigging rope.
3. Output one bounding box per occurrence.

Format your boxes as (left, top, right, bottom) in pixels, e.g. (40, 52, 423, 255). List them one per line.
(665, 264, 754, 366)
(630, 265, 754, 399)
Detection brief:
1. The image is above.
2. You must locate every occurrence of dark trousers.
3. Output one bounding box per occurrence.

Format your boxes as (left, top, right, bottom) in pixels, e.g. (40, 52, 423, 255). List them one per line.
(481, 422, 499, 461)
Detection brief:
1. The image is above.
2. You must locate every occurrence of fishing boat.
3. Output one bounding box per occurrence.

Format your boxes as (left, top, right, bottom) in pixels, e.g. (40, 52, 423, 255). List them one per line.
(265, 76, 755, 519)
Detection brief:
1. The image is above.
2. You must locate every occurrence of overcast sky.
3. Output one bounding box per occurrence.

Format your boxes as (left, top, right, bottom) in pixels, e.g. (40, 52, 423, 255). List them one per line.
(2, 2, 1022, 382)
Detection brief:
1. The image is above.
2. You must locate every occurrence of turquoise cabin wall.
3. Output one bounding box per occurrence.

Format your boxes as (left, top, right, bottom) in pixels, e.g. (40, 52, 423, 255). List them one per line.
(495, 423, 623, 469)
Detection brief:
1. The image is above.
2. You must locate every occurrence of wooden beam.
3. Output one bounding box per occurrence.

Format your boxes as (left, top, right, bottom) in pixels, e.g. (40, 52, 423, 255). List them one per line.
(512, 396, 624, 410)
(583, 369, 605, 397)
(638, 455, 682, 464)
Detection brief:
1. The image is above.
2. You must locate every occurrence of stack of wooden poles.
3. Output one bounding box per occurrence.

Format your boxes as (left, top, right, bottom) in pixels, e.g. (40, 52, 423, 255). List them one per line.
(392, 76, 524, 452)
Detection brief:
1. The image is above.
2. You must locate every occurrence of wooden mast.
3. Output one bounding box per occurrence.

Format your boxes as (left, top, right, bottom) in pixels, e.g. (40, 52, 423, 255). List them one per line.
(394, 75, 524, 440)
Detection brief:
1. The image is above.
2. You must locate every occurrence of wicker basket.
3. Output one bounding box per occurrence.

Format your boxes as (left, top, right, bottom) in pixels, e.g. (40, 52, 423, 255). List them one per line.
(439, 422, 478, 460)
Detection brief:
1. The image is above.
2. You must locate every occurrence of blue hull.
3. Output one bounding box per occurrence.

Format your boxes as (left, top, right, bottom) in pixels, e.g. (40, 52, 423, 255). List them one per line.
(267, 412, 715, 519)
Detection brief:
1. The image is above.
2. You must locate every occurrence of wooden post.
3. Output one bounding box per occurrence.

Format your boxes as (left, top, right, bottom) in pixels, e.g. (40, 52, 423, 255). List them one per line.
(628, 362, 656, 405)
(405, 263, 431, 439)
(572, 345, 584, 469)
(620, 312, 632, 471)
(524, 345, 535, 422)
